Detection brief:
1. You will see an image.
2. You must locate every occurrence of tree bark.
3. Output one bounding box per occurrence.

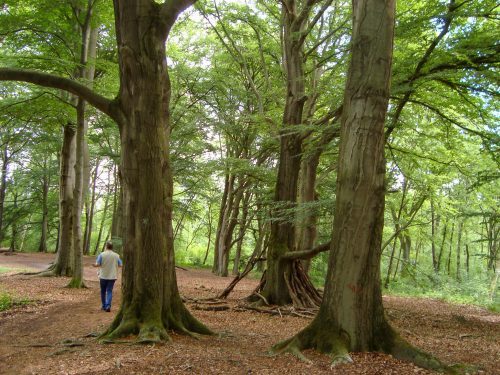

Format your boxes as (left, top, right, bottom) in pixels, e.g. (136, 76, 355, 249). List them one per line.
(270, 1, 451, 371)
(50, 124, 76, 276)
(456, 220, 463, 281)
(232, 190, 252, 275)
(0, 145, 9, 245)
(38, 157, 49, 253)
(83, 159, 99, 255)
(94, 171, 111, 255)
(430, 198, 440, 272)
(8, 192, 19, 252)
(260, 0, 319, 306)
(102, 0, 211, 343)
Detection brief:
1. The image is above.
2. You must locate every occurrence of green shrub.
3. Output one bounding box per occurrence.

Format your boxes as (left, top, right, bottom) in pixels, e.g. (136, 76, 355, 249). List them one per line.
(0, 292, 31, 312)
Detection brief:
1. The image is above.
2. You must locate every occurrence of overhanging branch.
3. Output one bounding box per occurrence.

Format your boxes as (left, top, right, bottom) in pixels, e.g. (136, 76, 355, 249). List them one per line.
(280, 241, 331, 261)
(0, 68, 122, 123)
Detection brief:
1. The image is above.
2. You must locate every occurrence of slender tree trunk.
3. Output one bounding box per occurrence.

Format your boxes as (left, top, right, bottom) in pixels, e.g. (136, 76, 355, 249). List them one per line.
(50, 124, 76, 276)
(232, 190, 251, 275)
(213, 174, 231, 273)
(94, 174, 111, 255)
(456, 220, 463, 281)
(437, 219, 448, 272)
(213, 175, 244, 276)
(8, 192, 18, 252)
(447, 222, 455, 276)
(465, 244, 470, 274)
(0, 145, 9, 245)
(38, 157, 49, 252)
(430, 198, 439, 272)
(68, 2, 98, 288)
(83, 159, 99, 255)
(202, 200, 213, 265)
(68, 97, 86, 288)
(110, 163, 124, 255)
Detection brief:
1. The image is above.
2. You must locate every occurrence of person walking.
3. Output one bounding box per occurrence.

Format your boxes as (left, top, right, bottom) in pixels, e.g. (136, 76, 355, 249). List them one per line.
(93, 241, 122, 312)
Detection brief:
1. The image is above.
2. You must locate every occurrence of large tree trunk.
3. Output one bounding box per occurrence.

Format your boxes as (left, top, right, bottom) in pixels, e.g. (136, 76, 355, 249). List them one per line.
(103, 0, 210, 343)
(271, 1, 450, 371)
(260, 1, 314, 306)
(295, 153, 320, 274)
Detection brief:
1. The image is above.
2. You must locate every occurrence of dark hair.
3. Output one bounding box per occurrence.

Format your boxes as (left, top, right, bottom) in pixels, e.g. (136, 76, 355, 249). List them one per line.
(106, 241, 113, 250)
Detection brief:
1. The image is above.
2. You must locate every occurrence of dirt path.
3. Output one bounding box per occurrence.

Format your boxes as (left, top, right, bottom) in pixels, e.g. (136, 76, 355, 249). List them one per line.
(0, 252, 499, 375)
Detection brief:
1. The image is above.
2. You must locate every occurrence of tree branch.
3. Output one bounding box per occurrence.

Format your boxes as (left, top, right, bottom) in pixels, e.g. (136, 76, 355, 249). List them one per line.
(0, 68, 122, 123)
(280, 241, 331, 261)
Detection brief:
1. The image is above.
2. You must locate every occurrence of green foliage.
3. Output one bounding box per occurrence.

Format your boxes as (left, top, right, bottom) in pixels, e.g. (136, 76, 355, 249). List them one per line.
(0, 291, 31, 312)
(386, 271, 498, 310)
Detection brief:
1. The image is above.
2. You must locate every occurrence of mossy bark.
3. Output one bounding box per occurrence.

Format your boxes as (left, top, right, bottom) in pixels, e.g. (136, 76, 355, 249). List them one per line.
(272, 0, 455, 373)
(100, 0, 210, 343)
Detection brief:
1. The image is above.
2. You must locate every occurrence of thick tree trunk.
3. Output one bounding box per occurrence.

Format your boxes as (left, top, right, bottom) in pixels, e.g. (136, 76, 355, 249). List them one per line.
(271, 2, 450, 372)
(103, 0, 210, 343)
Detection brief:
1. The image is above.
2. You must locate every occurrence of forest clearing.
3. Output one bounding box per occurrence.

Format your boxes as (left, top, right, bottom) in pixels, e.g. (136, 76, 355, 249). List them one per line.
(0, 252, 499, 375)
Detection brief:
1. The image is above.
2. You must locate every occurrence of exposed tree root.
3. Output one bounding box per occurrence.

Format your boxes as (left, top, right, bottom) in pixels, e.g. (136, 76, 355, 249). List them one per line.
(249, 262, 322, 309)
(284, 261, 322, 308)
(271, 322, 476, 374)
(100, 301, 213, 345)
(191, 304, 230, 312)
(66, 278, 86, 289)
(388, 333, 480, 374)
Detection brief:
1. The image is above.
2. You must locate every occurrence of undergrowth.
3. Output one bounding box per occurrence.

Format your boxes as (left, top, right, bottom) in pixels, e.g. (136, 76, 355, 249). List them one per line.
(0, 292, 31, 312)
(385, 271, 499, 312)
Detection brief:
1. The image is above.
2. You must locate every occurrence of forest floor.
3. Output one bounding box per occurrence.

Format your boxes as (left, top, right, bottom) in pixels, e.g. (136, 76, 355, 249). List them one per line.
(0, 252, 498, 375)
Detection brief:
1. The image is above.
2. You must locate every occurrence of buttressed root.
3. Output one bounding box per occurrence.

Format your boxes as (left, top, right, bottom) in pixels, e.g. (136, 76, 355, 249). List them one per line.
(271, 337, 312, 363)
(272, 329, 354, 368)
(389, 336, 472, 374)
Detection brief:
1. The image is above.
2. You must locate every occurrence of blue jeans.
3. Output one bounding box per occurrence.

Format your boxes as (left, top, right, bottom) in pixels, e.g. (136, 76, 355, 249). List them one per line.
(99, 279, 116, 310)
